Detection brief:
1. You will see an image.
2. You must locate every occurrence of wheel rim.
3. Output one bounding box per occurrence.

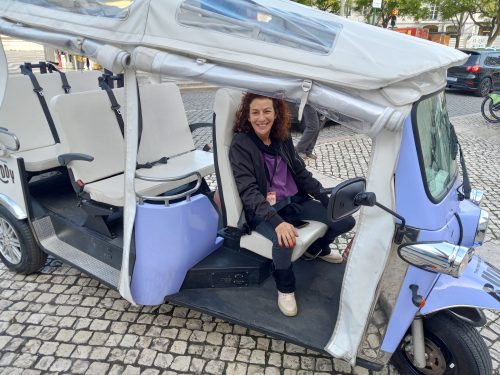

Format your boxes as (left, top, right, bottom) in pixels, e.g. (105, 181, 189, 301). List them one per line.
(402, 335, 455, 375)
(0, 218, 22, 264)
(480, 80, 491, 96)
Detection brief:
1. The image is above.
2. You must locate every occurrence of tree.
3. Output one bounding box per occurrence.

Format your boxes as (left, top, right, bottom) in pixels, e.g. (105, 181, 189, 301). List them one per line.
(353, 0, 429, 28)
(436, 0, 475, 48)
(467, 0, 500, 46)
(292, 0, 341, 14)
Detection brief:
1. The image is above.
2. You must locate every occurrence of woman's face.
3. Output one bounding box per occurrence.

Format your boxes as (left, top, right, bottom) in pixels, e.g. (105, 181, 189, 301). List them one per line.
(248, 97, 276, 142)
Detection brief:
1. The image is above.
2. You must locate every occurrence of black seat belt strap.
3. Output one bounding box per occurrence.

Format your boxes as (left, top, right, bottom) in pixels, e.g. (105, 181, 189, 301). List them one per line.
(136, 156, 169, 170)
(20, 65, 60, 143)
(98, 77, 124, 137)
(47, 63, 71, 94)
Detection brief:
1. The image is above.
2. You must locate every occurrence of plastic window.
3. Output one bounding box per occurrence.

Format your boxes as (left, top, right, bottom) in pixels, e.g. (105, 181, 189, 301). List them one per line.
(414, 92, 458, 201)
(177, 0, 341, 54)
(17, 0, 133, 18)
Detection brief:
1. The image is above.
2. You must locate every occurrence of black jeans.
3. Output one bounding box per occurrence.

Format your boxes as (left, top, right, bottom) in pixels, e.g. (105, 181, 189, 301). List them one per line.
(253, 199, 355, 292)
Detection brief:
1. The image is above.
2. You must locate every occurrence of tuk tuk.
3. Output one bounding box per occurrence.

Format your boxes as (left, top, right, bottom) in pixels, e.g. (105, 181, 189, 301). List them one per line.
(0, 1, 497, 373)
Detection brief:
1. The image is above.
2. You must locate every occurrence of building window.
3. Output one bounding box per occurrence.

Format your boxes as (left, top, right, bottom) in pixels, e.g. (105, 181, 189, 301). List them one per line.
(424, 25, 439, 33)
(479, 25, 492, 36)
(428, 5, 439, 20)
(446, 25, 458, 37)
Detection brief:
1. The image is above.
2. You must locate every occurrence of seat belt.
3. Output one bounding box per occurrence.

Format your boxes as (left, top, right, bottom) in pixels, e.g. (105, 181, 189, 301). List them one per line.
(98, 76, 125, 137)
(20, 64, 60, 143)
(46, 63, 71, 94)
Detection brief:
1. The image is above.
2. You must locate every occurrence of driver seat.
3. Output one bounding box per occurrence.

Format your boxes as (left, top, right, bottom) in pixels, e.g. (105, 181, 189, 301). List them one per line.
(213, 88, 328, 261)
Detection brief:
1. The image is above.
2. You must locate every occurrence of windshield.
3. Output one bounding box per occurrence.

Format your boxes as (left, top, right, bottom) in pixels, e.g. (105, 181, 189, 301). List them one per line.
(460, 52, 480, 65)
(177, 0, 341, 54)
(17, 0, 133, 18)
(413, 92, 458, 202)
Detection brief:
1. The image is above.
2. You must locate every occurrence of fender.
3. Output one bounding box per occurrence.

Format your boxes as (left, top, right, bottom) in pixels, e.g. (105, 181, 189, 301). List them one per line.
(421, 255, 500, 315)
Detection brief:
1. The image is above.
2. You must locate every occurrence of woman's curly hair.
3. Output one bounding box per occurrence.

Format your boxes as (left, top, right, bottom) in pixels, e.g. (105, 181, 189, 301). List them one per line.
(233, 93, 291, 141)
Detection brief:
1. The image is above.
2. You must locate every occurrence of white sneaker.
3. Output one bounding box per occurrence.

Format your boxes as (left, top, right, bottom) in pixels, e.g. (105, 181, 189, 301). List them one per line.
(278, 292, 297, 316)
(319, 251, 344, 264)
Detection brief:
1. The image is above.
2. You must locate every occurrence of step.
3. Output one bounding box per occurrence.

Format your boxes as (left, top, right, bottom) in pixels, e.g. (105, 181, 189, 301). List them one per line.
(32, 216, 120, 288)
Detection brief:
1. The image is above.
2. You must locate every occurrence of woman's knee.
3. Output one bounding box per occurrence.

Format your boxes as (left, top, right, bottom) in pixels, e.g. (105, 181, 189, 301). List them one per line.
(335, 215, 356, 233)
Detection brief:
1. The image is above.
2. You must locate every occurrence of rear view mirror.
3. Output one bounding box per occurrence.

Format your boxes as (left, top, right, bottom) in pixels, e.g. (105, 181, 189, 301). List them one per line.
(326, 177, 366, 221)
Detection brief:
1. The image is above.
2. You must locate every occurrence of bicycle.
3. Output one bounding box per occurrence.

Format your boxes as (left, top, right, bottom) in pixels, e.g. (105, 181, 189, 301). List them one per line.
(481, 91, 500, 123)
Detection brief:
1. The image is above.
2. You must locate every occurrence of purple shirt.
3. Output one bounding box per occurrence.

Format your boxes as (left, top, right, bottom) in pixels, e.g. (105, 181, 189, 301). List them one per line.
(263, 153, 298, 201)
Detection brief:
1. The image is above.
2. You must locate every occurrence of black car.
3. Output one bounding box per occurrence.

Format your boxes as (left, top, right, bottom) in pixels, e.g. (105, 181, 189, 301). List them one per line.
(447, 49, 500, 97)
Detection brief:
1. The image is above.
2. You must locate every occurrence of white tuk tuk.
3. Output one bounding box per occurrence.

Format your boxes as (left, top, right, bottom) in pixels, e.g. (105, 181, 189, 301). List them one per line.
(0, 1, 497, 373)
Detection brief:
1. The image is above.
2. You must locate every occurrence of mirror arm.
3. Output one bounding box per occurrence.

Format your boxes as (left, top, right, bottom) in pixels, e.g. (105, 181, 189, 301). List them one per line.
(373, 202, 406, 228)
(373, 202, 407, 244)
(354, 192, 407, 244)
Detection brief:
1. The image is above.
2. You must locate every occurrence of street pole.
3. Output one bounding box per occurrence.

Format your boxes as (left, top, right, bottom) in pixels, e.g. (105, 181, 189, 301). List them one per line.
(371, 8, 377, 25)
(340, 0, 345, 17)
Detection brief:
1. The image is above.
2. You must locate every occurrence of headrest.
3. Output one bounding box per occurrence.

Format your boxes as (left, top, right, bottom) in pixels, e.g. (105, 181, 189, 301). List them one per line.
(214, 88, 244, 145)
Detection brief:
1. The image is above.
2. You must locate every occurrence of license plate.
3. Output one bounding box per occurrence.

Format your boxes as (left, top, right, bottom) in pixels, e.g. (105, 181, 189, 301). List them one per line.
(447, 77, 458, 82)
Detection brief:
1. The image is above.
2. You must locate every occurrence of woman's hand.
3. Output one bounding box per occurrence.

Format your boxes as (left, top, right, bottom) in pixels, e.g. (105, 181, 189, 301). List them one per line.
(275, 222, 299, 248)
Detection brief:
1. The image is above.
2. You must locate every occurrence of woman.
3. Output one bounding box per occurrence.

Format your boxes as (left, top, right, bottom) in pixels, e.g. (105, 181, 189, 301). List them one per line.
(229, 93, 355, 317)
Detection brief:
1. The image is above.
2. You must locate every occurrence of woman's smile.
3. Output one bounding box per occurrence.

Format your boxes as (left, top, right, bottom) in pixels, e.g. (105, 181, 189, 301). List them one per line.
(248, 98, 276, 144)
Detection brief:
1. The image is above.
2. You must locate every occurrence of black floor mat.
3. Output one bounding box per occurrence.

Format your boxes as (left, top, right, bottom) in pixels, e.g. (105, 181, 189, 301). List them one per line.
(169, 258, 345, 353)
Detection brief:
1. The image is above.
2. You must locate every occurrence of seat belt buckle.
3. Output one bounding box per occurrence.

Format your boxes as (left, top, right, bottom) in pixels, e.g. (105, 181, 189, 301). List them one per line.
(33, 87, 44, 97)
(111, 105, 122, 115)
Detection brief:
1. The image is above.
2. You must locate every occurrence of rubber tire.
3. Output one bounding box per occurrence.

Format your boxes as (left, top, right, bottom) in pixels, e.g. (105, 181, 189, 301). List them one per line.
(391, 312, 492, 375)
(481, 97, 500, 123)
(488, 100, 500, 121)
(0, 205, 46, 274)
(475, 78, 492, 97)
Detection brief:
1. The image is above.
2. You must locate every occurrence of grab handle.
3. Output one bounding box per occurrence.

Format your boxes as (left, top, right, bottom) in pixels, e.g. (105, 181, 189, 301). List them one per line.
(0, 127, 20, 152)
(135, 171, 202, 206)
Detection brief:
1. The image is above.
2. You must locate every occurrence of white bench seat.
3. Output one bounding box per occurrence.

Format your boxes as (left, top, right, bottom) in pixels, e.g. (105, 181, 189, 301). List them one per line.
(85, 150, 214, 207)
(50, 83, 214, 207)
(0, 71, 102, 172)
(214, 88, 328, 261)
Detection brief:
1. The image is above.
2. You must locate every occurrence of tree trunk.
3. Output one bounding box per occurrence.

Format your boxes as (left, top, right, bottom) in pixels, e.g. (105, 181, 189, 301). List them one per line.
(487, 15, 500, 47)
(454, 13, 468, 49)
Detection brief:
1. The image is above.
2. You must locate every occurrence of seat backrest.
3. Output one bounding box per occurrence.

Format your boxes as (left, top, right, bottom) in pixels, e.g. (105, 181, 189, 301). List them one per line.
(0, 74, 55, 151)
(137, 83, 195, 165)
(0, 71, 103, 153)
(50, 88, 125, 184)
(37, 70, 101, 98)
(213, 88, 244, 227)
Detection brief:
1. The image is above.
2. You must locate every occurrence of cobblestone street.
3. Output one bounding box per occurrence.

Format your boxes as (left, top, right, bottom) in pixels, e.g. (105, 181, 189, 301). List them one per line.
(0, 48, 499, 374)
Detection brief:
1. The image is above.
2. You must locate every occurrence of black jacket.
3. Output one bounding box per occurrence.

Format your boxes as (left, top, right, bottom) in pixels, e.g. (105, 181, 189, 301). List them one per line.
(229, 132, 324, 228)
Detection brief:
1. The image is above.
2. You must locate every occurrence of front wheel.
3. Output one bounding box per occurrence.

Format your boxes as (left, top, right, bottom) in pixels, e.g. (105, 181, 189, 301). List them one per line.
(481, 96, 500, 123)
(391, 313, 492, 375)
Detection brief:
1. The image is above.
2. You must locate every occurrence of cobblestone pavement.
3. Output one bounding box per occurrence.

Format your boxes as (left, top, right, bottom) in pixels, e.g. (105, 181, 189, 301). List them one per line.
(0, 55, 499, 372)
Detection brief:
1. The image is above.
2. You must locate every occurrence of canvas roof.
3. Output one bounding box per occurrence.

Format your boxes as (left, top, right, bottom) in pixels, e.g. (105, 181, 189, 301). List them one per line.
(0, 0, 466, 107)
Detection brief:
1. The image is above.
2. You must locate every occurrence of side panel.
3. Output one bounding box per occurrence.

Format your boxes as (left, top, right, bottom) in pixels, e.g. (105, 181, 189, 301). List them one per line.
(0, 156, 28, 219)
(421, 256, 500, 314)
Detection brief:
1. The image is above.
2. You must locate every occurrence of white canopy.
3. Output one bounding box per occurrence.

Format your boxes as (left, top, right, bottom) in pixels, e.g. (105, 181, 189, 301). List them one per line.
(0, 0, 468, 367)
(0, 0, 466, 108)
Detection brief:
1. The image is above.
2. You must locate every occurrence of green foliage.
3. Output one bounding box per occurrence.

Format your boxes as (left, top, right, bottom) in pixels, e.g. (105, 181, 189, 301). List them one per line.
(292, 0, 341, 14)
(432, 0, 499, 46)
(436, 0, 475, 20)
(353, 0, 430, 27)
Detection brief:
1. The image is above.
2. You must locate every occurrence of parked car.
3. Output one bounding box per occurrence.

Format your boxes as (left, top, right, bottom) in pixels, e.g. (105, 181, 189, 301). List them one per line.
(447, 48, 500, 96)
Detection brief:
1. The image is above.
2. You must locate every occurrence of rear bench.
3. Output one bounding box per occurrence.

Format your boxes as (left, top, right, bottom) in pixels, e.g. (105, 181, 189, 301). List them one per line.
(50, 83, 214, 207)
(0, 70, 102, 172)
